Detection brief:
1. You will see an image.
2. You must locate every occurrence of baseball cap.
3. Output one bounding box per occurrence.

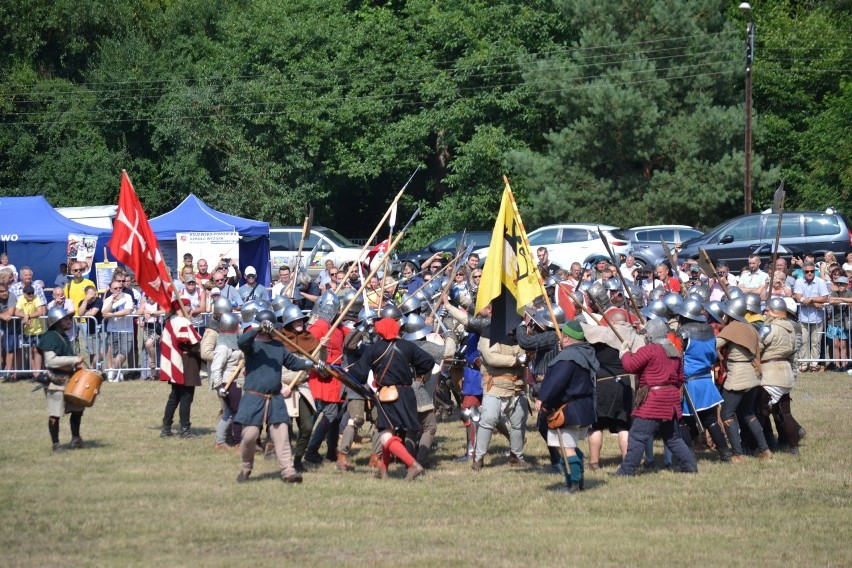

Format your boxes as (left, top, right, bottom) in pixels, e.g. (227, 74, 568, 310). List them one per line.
(837, 276, 849, 285)
(210, 287, 221, 295)
(183, 274, 196, 283)
(245, 266, 257, 276)
(22, 284, 34, 295)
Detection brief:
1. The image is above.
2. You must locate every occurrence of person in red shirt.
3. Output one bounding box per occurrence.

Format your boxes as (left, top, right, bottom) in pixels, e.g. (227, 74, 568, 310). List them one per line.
(655, 262, 682, 294)
(611, 319, 697, 476)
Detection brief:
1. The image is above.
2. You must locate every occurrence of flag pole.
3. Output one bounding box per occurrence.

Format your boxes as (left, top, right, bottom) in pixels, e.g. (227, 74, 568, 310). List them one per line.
(334, 167, 418, 294)
(503, 176, 563, 342)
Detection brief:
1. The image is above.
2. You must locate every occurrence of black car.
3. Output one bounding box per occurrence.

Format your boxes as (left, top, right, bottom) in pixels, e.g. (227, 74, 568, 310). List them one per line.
(677, 210, 852, 269)
(397, 231, 492, 267)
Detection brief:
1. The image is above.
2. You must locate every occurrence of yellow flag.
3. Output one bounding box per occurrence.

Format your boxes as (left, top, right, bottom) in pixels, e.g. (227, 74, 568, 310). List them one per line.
(475, 184, 541, 326)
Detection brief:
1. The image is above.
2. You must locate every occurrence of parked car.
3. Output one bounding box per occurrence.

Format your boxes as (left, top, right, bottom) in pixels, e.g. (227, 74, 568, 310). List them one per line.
(624, 225, 704, 268)
(269, 226, 365, 278)
(677, 210, 852, 269)
(397, 231, 492, 268)
(474, 224, 630, 270)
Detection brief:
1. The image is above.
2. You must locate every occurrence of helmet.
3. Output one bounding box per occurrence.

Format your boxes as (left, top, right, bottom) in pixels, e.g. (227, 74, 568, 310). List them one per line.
(744, 292, 762, 314)
(255, 300, 271, 312)
(315, 290, 340, 323)
(703, 300, 726, 323)
(766, 297, 788, 315)
(256, 309, 277, 325)
(213, 296, 233, 315)
(450, 285, 473, 308)
(576, 281, 593, 295)
(721, 296, 748, 323)
(281, 304, 308, 327)
(219, 312, 240, 333)
(532, 307, 566, 330)
(270, 295, 290, 318)
(241, 300, 261, 324)
(674, 298, 705, 322)
(687, 285, 710, 303)
(588, 281, 608, 307)
(357, 306, 377, 324)
(399, 294, 422, 315)
(662, 293, 683, 317)
(603, 278, 622, 292)
(47, 306, 71, 329)
(403, 313, 429, 341)
(379, 304, 403, 321)
(545, 275, 559, 288)
(647, 287, 667, 302)
(726, 286, 744, 300)
(341, 288, 362, 317)
(641, 299, 669, 321)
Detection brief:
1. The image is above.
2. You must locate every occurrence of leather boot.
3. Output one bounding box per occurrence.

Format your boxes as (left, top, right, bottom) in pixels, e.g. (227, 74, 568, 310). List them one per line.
(160, 423, 173, 438)
(70, 436, 84, 450)
(405, 462, 425, 481)
(336, 452, 355, 472)
(368, 452, 380, 470)
(757, 449, 773, 461)
(471, 457, 484, 471)
(707, 422, 732, 462)
(179, 425, 196, 439)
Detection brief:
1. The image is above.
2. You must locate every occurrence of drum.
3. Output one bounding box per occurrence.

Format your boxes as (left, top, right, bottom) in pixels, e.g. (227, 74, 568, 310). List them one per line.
(64, 369, 104, 407)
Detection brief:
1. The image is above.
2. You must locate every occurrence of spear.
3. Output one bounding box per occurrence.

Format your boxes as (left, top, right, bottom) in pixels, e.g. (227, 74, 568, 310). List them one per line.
(698, 248, 731, 300)
(335, 167, 419, 294)
(767, 180, 787, 295)
(598, 225, 645, 324)
(287, 204, 313, 299)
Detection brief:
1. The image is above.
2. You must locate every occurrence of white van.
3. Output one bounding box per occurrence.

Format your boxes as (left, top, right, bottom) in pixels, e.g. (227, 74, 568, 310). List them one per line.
(269, 226, 364, 277)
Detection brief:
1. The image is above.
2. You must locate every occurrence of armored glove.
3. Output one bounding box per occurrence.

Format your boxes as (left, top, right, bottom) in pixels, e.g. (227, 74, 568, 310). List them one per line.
(216, 386, 228, 398)
(516, 352, 528, 366)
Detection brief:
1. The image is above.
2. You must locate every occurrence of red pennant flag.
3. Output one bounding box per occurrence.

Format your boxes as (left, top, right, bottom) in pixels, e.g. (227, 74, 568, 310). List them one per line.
(365, 238, 389, 265)
(556, 282, 577, 321)
(107, 171, 174, 309)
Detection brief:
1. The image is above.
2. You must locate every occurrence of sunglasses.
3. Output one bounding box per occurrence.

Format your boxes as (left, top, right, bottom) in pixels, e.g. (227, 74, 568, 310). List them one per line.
(804, 270, 815, 274)
(72, 268, 83, 272)
(214, 278, 225, 283)
(430, 265, 441, 270)
(246, 274, 256, 278)
(329, 272, 338, 276)
(473, 275, 482, 279)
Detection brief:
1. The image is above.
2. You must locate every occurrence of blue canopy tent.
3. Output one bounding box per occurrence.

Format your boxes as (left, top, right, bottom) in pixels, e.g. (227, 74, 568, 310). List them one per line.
(0, 196, 111, 285)
(149, 195, 271, 285)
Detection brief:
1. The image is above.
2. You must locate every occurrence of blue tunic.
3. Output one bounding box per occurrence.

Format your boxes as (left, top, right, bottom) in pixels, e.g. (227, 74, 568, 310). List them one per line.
(234, 328, 310, 426)
(679, 323, 723, 415)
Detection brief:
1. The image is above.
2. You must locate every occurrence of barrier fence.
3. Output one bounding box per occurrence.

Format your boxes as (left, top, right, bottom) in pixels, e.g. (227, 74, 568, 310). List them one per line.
(2, 305, 851, 380)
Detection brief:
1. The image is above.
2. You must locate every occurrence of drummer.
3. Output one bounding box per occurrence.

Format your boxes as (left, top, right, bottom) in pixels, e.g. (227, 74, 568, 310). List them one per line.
(37, 306, 86, 453)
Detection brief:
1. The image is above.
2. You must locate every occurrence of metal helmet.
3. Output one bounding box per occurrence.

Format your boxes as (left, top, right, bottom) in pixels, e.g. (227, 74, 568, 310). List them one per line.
(688, 285, 710, 304)
(270, 295, 290, 318)
(379, 303, 403, 321)
(357, 306, 378, 324)
(662, 293, 684, 317)
(255, 300, 271, 313)
(241, 300, 261, 324)
(450, 285, 473, 308)
(603, 278, 622, 292)
(403, 313, 429, 341)
(219, 312, 240, 333)
(256, 309, 277, 325)
(413, 289, 430, 304)
(399, 294, 423, 315)
(576, 281, 593, 295)
(766, 297, 788, 315)
(726, 286, 744, 300)
(721, 296, 748, 323)
(744, 292, 762, 314)
(647, 287, 668, 302)
(282, 304, 308, 327)
(703, 300, 726, 323)
(545, 275, 559, 288)
(532, 307, 566, 330)
(341, 288, 361, 317)
(213, 296, 233, 315)
(46, 306, 71, 329)
(315, 290, 340, 323)
(641, 299, 669, 321)
(674, 298, 705, 322)
(588, 281, 608, 307)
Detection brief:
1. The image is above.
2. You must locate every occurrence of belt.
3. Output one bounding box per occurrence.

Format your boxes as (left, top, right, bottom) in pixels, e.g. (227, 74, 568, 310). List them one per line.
(483, 373, 519, 391)
(597, 373, 630, 382)
(244, 389, 282, 425)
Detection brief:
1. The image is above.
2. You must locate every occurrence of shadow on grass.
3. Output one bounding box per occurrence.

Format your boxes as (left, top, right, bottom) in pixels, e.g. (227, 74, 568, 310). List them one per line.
(546, 478, 605, 492)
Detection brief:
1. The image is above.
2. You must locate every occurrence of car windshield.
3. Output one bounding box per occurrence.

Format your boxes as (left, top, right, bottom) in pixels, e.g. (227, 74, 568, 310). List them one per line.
(316, 228, 356, 247)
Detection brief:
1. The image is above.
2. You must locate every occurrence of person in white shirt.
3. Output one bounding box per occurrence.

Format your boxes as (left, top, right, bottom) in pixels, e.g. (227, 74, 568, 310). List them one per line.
(619, 256, 638, 281)
(102, 281, 135, 382)
(708, 261, 739, 302)
(739, 254, 769, 296)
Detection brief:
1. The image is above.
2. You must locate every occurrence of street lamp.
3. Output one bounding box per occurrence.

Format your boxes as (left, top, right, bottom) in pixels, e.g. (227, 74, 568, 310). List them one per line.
(740, 2, 754, 214)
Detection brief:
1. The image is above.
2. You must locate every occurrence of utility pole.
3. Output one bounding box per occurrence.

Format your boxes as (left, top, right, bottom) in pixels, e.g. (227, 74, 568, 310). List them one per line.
(741, 2, 754, 214)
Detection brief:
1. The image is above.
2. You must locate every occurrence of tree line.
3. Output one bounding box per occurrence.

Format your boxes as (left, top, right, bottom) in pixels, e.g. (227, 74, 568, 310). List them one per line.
(0, 0, 848, 247)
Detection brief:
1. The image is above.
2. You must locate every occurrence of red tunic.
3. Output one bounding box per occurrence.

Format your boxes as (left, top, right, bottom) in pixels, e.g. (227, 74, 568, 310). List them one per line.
(622, 343, 684, 421)
(307, 319, 348, 402)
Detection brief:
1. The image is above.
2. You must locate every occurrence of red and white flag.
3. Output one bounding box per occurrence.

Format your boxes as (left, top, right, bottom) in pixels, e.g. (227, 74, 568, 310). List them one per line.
(107, 171, 174, 309)
(365, 238, 389, 266)
(158, 313, 201, 384)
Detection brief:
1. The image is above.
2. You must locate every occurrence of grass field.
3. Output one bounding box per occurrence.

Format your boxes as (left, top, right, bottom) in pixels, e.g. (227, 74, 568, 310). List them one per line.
(1, 372, 850, 567)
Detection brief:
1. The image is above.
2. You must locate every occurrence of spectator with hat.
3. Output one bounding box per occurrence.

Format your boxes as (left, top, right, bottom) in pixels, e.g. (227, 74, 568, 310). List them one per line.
(239, 266, 268, 302)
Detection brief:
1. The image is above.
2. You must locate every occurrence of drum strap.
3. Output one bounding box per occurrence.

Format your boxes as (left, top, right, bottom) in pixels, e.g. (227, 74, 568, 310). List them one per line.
(244, 389, 282, 425)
